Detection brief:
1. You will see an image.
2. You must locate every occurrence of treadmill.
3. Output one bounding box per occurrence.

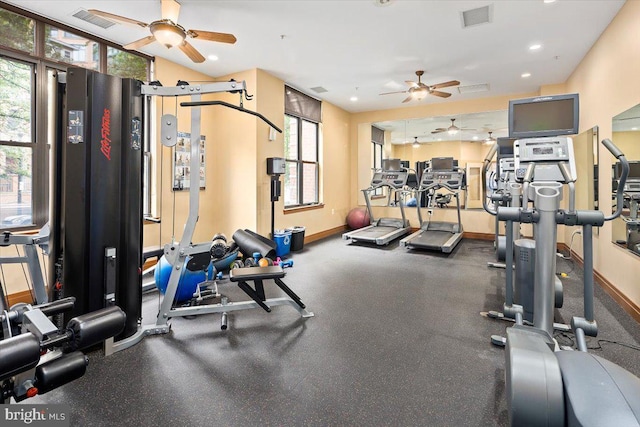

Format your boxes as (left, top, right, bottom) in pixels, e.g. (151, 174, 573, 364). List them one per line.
(400, 157, 464, 253)
(342, 162, 411, 246)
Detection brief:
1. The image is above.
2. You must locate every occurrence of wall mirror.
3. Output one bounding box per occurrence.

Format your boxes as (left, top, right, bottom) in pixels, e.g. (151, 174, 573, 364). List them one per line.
(372, 110, 508, 210)
(611, 105, 640, 256)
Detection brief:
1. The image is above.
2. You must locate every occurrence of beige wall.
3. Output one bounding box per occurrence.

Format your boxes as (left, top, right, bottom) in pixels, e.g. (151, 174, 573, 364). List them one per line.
(564, 0, 640, 305)
(146, 63, 352, 249)
(143, 59, 258, 248)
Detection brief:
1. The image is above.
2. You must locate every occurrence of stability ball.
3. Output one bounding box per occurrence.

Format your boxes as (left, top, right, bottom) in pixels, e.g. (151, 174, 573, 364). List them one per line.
(154, 255, 206, 302)
(346, 207, 371, 230)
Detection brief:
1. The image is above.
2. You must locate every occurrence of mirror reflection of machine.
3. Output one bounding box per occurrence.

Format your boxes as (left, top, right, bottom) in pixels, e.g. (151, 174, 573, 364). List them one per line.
(400, 157, 464, 253)
(615, 161, 640, 254)
(342, 159, 411, 246)
(487, 138, 521, 267)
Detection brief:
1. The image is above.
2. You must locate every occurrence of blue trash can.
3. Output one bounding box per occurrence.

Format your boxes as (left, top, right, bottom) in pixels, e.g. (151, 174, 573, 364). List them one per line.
(273, 230, 292, 257)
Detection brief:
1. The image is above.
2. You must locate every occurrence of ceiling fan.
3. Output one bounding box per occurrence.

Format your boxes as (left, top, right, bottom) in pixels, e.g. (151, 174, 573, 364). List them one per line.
(88, 0, 236, 63)
(431, 118, 475, 135)
(484, 132, 497, 143)
(380, 71, 460, 103)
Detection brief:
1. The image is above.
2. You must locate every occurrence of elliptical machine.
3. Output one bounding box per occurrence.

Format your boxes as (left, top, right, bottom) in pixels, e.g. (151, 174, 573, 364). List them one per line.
(495, 137, 640, 426)
(482, 140, 565, 331)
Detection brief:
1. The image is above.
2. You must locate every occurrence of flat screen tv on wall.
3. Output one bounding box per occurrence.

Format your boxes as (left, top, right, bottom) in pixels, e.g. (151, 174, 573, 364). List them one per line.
(509, 93, 579, 139)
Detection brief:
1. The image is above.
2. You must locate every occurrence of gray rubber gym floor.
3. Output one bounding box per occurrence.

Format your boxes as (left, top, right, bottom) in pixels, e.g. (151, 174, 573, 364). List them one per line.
(29, 235, 640, 426)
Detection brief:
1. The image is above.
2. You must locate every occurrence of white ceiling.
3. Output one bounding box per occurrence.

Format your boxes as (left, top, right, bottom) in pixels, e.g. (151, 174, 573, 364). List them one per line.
(7, 0, 625, 113)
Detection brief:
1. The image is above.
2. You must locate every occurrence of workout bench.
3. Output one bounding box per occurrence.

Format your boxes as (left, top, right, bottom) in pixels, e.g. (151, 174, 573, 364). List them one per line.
(230, 266, 307, 313)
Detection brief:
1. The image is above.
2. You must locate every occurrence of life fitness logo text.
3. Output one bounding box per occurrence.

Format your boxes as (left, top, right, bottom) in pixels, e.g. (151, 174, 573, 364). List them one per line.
(3, 407, 66, 424)
(100, 108, 111, 161)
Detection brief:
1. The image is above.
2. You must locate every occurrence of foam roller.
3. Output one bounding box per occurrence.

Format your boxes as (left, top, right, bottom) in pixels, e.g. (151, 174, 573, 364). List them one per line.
(0, 333, 41, 381)
(64, 306, 126, 352)
(232, 229, 276, 260)
(35, 351, 88, 394)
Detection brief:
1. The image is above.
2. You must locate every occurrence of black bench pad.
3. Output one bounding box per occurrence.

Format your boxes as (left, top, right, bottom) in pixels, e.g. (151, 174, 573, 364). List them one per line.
(229, 266, 285, 282)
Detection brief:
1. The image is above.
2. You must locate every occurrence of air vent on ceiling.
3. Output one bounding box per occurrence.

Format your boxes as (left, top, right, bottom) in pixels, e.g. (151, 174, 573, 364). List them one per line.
(72, 9, 116, 29)
(461, 5, 492, 28)
(310, 86, 328, 94)
(457, 83, 490, 94)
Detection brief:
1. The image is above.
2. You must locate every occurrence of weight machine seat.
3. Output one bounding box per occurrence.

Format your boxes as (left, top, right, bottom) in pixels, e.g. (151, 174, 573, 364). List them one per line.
(505, 326, 565, 427)
(229, 266, 285, 282)
(556, 351, 640, 427)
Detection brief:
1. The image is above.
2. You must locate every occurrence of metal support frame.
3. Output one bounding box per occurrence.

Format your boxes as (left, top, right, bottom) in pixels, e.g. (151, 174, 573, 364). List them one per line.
(106, 81, 312, 355)
(0, 228, 49, 305)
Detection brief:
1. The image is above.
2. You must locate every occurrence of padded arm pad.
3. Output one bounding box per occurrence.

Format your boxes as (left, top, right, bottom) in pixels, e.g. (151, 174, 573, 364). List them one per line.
(64, 306, 126, 352)
(0, 333, 41, 381)
(35, 351, 88, 395)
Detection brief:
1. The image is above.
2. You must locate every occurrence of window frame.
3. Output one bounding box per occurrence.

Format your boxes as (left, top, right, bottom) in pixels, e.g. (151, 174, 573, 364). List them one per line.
(0, 3, 154, 230)
(284, 113, 319, 208)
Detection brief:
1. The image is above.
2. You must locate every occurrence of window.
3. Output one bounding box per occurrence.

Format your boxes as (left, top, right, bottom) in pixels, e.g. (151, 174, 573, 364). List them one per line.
(371, 126, 384, 196)
(45, 25, 99, 70)
(107, 47, 149, 81)
(0, 57, 34, 227)
(0, 4, 152, 229)
(284, 86, 321, 208)
(284, 115, 319, 206)
(0, 8, 34, 54)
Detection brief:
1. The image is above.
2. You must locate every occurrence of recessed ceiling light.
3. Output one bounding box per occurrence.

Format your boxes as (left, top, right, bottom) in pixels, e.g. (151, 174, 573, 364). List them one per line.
(632, 127, 638, 131)
(207, 54, 219, 61)
(437, 138, 442, 141)
(521, 72, 531, 78)
(529, 44, 542, 51)
(350, 96, 358, 102)
(543, 0, 556, 3)
(472, 136, 479, 140)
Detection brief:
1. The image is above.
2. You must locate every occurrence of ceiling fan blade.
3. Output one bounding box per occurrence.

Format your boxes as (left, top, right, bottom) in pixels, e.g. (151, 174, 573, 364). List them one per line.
(431, 80, 460, 89)
(430, 90, 452, 98)
(87, 9, 148, 28)
(188, 30, 237, 44)
(123, 35, 156, 50)
(179, 40, 205, 63)
(431, 128, 446, 134)
(161, 0, 181, 23)
(401, 95, 414, 103)
(379, 90, 408, 96)
(405, 80, 419, 88)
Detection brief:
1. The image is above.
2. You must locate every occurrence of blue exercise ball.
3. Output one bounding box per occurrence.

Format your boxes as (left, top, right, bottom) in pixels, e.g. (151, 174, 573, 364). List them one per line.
(405, 197, 417, 207)
(154, 255, 206, 302)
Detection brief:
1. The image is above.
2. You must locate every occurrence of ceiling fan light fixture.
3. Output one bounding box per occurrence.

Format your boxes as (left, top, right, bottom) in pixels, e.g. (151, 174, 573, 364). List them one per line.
(151, 22, 185, 48)
(448, 128, 459, 135)
(412, 88, 427, 100)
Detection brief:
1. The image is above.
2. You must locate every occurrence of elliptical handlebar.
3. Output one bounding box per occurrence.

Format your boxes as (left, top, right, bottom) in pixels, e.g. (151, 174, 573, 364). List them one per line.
(482, 142, 499, 216)
(602, 138, 629, 221)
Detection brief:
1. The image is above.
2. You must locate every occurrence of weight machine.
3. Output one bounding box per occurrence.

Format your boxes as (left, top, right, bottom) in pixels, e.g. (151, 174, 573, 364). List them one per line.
(105, 78, 313, 355)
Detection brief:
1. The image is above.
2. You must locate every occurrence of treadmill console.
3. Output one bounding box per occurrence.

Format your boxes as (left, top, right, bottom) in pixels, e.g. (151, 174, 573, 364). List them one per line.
(514, 137, 577, 183)
(371, 170, 409, 189)
(420, 171, 464, 189)
(500, 158, 515, 172)
(624, 180, 640, 194)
